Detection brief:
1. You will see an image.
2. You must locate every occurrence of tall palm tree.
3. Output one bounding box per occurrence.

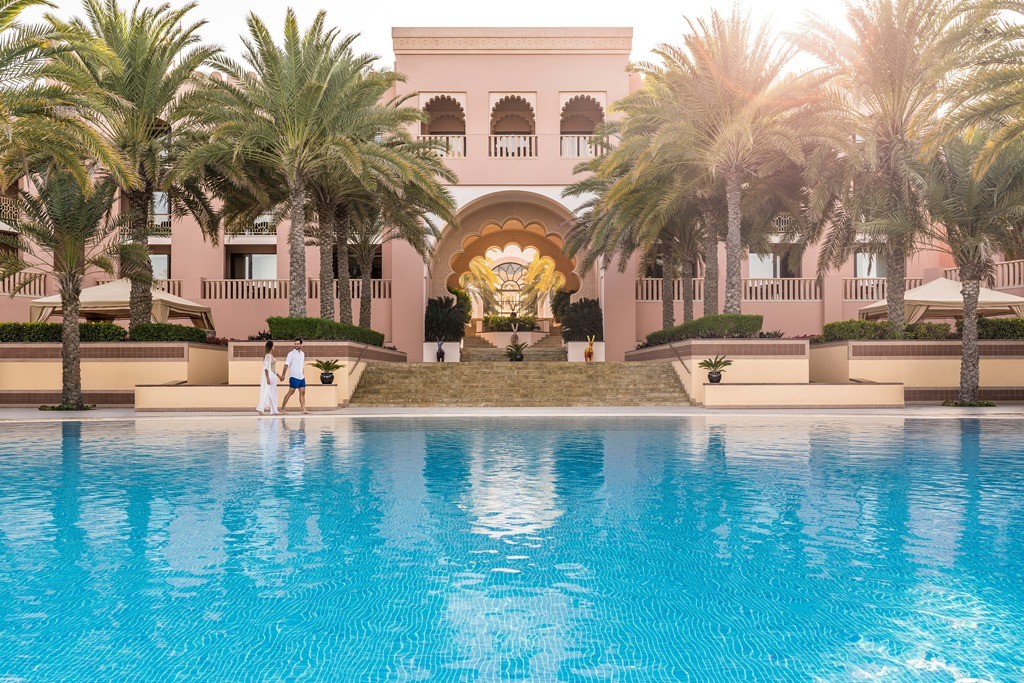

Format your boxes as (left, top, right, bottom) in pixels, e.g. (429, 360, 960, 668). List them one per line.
(795, 0, 1007, 331)
(0, 0, 128, 188)
(0, 169, 147, 408)
(923, 130, 1024, 403)
(519, 255, 566, 315)
(54, 0, 218, 329)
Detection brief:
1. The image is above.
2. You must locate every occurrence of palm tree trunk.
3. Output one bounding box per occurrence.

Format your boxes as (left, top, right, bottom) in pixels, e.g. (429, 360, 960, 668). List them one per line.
(127, 189, 153, 330)
(660, 241, 675, 329)
(703, 219, 719, 315)
(681, 257, 695, 323)
(335, 205, 352, 324)
(358, 255, 373, 329)
(287, 177, 307, 318)
(318, 206, 336, 320)
(60, 280, 84, 410)
(958, 277, 981, 404)
(723, 171, 743, 314)
(885, 244, 907, 334)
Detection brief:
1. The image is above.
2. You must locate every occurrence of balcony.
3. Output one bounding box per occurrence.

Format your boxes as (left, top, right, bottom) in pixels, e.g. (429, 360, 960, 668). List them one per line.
(488, 135, 538, 158)
(742, 278, 821, 301)
(150, 215, 172, 238)
(842, 277, 924, 301)
(202, 279, 289, 300)
(98, 278, 182, 297)
(418, 135, 466, 158)
(307, 279, 392, 299)
(944, 259, 1024, 290)
(635, 278, 704, 302)
(0, 272, 47, 297)
(560, 135, 599, 159)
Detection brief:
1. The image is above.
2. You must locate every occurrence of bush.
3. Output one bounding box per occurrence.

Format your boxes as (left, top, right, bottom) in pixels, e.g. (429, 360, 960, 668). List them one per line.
(266, 316, 385, 346)
(550, 288, 575, 324)
(482, 314, 538, 332)
(0, 321, 127, 342)
(425, 296, 469, 342)
(561, 298, 604, 342)
(448, 288, 473, 318)
(129, 323, 209, 343)
(818, 319, 952, 343)
(957, 317, 1024, 339)
(645, 314, 763, 347)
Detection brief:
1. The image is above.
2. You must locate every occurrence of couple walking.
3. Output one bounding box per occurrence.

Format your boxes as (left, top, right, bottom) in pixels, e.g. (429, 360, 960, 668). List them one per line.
(257, 339, 308, 415)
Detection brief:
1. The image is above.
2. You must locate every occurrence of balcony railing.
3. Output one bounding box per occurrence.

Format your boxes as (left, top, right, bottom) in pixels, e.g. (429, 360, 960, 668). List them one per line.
(945, 259, 1024, 290)
(0, 196, 18, 223)
(418, 135, 466, 158)
(488, 135, 538, 158)
(560, 135, 599, 159)
(202, 278, 289, 300)
(0, 272, 46, 297)
(842, 277, 924, 301)
(743, 278, 822, 301)
(98, 278, 182, 297)
(150, 215, 171, 237)
(635, 278, 704, 302)
(307, 278, 392, 299)
(229, 215, 277, 237)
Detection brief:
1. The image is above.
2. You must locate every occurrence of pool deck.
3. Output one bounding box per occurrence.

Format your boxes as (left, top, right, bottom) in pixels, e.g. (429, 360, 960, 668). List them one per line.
(2, 405, 1024, 421)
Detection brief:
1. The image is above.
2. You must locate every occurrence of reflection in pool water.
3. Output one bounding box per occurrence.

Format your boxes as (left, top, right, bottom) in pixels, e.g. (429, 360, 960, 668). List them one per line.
(0, 416, 1022, 681)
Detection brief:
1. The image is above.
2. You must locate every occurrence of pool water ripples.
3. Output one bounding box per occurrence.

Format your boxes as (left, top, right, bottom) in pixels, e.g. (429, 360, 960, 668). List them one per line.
(0, 416, 1022, 681)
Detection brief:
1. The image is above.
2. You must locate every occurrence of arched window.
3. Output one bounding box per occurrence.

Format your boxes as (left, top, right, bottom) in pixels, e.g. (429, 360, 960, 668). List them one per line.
(560, 95, 605, 158)
(421, 96, 466, 157)
(489, 96, 537, 157)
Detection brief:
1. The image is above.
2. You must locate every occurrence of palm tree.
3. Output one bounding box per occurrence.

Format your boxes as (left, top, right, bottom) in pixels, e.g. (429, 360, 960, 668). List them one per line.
(0, 169, 148, 408)
(0, 0, 128, 188)
(922, 130, 1024, 403)
(519, 255, 566, 315)
(795, 0, 1007, 331)
(460, 257, 501, 313)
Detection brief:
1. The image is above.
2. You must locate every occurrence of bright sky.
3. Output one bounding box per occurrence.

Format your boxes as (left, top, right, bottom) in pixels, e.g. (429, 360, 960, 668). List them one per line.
(33, 0, 853, 66)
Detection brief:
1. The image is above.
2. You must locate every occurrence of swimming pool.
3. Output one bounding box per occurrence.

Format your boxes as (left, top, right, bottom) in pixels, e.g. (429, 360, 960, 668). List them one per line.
(0, 416, 1021, 681)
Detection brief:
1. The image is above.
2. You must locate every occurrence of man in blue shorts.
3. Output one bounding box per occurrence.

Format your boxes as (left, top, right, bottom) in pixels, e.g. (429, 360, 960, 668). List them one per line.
(280, 338, 308, 414)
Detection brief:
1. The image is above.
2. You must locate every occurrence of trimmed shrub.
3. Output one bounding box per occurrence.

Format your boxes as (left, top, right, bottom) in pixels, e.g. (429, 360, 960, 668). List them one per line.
(550, 288, 574, 324)
(129, 323, 208, 343)
(425, 296, 469, 342)
(819, 319, 952, 343)
(0, 321, 127, 342)
(561, 298, 604, 342)
(266, 316, 385, 346)
(448, 287, 473, 318)
(482, 314, 538, 332)
(957, 317, 1024, 339)
(645, 314, 763, 347)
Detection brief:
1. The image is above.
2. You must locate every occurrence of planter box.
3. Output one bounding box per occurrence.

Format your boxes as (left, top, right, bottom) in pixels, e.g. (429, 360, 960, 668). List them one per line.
(0, 342, 227, 394)
(422, 341, 461, 363)
(566, 341, 604, 362)
(626, 339, 810, 405)
(810, 340, 1024, 397)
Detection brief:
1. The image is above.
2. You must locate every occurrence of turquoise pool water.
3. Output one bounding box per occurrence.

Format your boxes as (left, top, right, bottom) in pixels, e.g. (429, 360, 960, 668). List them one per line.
(0, 416, 1022, 681)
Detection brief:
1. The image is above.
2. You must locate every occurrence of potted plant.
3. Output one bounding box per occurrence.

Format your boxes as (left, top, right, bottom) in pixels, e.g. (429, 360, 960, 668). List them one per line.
(424, 296, 469, 362)
(312, 359, 343, 385)
(698, 355, 732, 384)
(561, 298, 605, 362)
(506, 341, 527, 362)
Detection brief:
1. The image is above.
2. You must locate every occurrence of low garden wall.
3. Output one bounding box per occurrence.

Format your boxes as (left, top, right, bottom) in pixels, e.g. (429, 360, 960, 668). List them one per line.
(626, 339, 810, 405)
(0, 342, 228, 406)
(702, 381, 904, 409)
(810, 340, 1024, 402)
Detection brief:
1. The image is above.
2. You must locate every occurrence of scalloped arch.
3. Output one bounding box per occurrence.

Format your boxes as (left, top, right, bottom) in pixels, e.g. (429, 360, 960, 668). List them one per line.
(560, 94, 605, 119)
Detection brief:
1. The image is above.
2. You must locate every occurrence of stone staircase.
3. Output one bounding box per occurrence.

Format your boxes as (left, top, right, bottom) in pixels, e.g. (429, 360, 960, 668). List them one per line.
(461, 329, 568, 362)
(349, 361, 691, 407)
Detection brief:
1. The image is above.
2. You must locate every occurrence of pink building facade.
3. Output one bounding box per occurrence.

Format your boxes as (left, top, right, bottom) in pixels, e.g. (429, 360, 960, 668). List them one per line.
(3, 27, 1022, 360)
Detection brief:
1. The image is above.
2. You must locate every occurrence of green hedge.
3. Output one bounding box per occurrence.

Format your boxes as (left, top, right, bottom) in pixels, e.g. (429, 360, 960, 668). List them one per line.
(957, 317, 1024, 339)
(482, 314, 538, 332)
(128, 323, 208, 343)
(818, 319, 952, 342)
(646, 314, 764, 347)
(0, 321, 127, 342)
(267, 316, 385, 346)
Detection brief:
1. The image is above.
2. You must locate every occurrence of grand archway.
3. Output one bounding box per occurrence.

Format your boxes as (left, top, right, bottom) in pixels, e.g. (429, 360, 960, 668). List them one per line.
(429, 192, 597, 318)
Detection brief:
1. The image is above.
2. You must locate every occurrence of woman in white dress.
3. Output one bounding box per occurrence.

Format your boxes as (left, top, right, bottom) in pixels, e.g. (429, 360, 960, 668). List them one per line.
(257, 340, 280, 416)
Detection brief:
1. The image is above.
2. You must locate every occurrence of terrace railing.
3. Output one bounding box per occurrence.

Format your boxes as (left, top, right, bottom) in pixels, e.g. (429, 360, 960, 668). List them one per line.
(488, 135, 538, 158)
(559, 135, 599, 158)
(97, 278, 182, 297)
(742, 278, 822, 301)
(634, 278, 704, 302)
(946, 259, 1024, 290)
(842, 277, 924, 301)
(418, 135, 467, 158)
(0, 272, 46, 297)
(202, 278, 288, 300)
(307, 279, 392, 300)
